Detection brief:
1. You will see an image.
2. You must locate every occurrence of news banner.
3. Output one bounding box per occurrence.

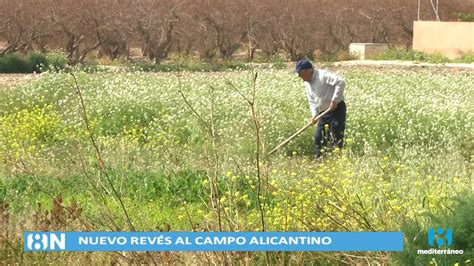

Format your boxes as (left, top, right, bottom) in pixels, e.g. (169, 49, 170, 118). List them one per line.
(24, 232, 403, 252)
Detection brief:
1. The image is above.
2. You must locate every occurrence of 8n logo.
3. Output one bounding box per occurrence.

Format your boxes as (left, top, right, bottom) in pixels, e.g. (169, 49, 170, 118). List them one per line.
(428, 228, 452, 247)
(24, 233, 66, 251)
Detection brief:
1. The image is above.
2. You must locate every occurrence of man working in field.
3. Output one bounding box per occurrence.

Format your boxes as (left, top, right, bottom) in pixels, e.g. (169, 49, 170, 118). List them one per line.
(295, 59, 346, 159)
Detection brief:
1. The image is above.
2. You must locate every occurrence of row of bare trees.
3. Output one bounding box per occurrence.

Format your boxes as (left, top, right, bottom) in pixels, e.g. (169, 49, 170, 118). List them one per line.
(1, 0, 471, 63)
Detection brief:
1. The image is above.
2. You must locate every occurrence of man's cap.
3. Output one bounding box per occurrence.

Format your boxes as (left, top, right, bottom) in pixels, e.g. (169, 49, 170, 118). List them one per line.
(295, 59, 313, 73)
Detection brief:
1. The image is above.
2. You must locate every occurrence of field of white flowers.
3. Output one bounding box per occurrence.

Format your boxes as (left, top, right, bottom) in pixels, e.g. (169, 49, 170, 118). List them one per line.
(0, 67, 472, 264)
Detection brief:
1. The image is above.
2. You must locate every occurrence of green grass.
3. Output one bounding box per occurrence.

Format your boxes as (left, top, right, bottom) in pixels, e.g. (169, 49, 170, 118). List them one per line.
(130, 60, 253, 72)
(454, 52, 474, 63)
(374, 49, 474, 63)
(0, 67, 472, 264)
(458, 12, 474, 22)
(374, 49, 449, 63)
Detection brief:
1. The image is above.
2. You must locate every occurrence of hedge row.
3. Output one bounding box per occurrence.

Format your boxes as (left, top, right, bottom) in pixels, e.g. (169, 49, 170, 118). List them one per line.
(0, 53, 66, 73)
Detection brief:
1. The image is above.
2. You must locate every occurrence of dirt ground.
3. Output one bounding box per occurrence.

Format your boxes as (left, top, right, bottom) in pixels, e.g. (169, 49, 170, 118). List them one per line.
(0, 73, 41, 89)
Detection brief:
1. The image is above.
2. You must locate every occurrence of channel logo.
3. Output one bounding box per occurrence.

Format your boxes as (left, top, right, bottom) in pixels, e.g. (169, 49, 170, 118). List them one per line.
(25, 233, 66, 251)
(417, 227, 463, 255)
(428, 228, 452, 247)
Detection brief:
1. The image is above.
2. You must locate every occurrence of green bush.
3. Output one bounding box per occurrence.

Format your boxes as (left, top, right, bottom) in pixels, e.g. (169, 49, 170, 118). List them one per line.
(376, 48, 474, 64)
(0, 52, 66, 73)
(393, 196, 474, 265)
(456, 52, 474, 63)
(374, 49, 450, 63)
(458, 13, 474, 22)
(131, 61, 251, 72)
(27, 52, 49, 72)
(270, 56, 287, 69)
(46, 52, 67, 72)
(0, 53, 31, 73)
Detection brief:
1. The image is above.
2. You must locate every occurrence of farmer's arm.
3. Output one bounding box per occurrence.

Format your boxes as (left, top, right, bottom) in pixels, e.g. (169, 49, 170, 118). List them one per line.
(324, 72, 345, 110)
(305, 83, 319, 124)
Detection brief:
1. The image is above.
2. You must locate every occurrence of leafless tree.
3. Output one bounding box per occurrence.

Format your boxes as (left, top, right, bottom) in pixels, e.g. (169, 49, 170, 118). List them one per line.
(131, 0, 179, 62)
(192, 0, 245, 60)
(269, 0, 323, 60)
(48, 0, 101, 64)
(84, 1, 131, 60)
(0, 1, 39, 55)
(0, 0, 472, 61)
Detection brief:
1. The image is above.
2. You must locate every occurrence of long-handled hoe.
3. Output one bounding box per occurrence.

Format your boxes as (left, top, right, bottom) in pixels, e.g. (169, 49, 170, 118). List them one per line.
(268, 108, 331, 156)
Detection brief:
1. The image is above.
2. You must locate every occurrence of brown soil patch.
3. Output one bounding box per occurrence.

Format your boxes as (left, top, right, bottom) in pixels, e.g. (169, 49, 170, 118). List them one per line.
(0, 73, 40, 89)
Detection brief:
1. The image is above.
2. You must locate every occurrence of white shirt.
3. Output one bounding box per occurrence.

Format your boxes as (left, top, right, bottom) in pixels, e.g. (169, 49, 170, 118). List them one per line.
(304, 69, 345, 117)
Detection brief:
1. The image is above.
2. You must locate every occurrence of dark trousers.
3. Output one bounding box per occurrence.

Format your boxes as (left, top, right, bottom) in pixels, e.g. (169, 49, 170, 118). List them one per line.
(314, 101, 346, 158)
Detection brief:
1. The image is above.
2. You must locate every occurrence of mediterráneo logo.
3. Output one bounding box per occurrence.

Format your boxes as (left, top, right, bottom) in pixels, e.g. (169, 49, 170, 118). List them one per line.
(24, 232, 403, 252)
(417, 227, 464, 255)
(428, 228, 452, 247)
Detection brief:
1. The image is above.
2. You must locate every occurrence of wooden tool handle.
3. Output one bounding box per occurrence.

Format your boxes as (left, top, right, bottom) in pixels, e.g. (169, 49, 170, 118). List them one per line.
(268, 108, 331, 156)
